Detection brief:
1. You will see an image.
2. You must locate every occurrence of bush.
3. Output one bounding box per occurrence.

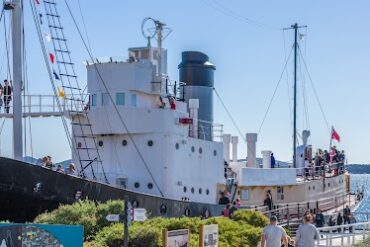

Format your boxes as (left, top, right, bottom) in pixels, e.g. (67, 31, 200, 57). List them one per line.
(34, 199, 124, 240)
(232, 209, 269, 228)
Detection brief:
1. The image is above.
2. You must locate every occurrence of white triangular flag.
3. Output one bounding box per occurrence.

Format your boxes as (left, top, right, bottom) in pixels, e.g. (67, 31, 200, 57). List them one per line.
(44, 32, 52, 42)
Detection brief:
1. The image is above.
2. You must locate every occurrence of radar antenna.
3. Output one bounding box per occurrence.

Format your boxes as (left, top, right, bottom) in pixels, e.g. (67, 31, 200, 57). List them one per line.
(141, 17, 172, 80)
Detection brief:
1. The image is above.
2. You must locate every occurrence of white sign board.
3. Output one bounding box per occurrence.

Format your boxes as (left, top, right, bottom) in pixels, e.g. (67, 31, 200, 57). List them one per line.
(164, 229, 189, 247)
(133, 208, 147, 222)
(200, 224, 218, 247)
(105, 214, 120, 222)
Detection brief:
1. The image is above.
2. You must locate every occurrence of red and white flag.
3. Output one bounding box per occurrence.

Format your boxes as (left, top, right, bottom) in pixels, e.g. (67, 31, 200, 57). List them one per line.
(331, 127, 340, 142)
(49, 53, 55, 63)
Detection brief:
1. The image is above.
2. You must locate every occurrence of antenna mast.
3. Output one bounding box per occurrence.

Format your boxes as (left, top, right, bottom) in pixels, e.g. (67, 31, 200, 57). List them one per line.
(284, 23, 306, 168)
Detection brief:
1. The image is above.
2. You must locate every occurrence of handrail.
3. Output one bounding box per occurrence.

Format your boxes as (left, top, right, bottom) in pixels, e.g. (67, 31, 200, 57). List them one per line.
(316, 222, 370, 247)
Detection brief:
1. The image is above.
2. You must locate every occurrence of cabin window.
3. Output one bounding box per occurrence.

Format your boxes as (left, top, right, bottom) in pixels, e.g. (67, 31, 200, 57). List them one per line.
(147, 140, 153, 147)
(98, 140, 104, 147)
(130, 93, 137, 107)
(241, 189, 249, 201)
(277, 186, 284, 200)
(199, 188, 202, 194)
(116, 93, 125, 105)
(183, 186, 187, 193)
(122, 140, 128, 146)
(191, 187, 194, 194)
(199, 147, 203, 154)
(206, 189, 210, 195)
(102, 93, 110, 105)
(91, 94, 97, 106)
(147, 183, 153, 189)
(175, 143, 179, 150)
(134, 182, 140, 188)
(191, 146, 195, 153)
(213, 150, 217, 156)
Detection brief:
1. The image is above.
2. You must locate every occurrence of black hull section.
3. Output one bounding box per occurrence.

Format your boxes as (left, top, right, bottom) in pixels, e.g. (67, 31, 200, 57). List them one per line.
(0, 157, 223, 222)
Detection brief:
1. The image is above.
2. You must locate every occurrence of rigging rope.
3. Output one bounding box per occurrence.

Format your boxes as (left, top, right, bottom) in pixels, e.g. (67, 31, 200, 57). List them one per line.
(258, 46, 294, 135)
(282, 30, 293, 129)
(64, 0, 164, 197)
(200, 0, 281, 31)
(213, 87, 245, 142)
(298, 47, 331, 133)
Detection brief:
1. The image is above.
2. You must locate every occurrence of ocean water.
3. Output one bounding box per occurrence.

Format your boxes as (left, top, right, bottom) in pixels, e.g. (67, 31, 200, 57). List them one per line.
(350, 174, 370, 220)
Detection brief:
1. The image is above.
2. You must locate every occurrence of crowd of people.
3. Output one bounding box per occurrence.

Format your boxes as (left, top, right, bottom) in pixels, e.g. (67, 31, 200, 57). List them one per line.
(218, 191, 241, 219)
(0, 79, 12, 114)
(303, 146, 346, 180)
(39, 156, 77, 176)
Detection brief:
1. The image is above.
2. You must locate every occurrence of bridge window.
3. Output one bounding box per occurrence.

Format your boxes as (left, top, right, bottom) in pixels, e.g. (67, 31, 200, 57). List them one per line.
(102, 93, 110, 106)
(91, 94, 97, 106)
(130, 93, 137, 107)
(116, 93, 125, 105)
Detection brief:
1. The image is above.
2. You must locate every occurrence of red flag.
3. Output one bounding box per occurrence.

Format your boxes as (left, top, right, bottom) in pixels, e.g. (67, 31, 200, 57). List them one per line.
(35, 0, 40, 4)
(331, 128, 340, 142)
(49, 53, 55, 63)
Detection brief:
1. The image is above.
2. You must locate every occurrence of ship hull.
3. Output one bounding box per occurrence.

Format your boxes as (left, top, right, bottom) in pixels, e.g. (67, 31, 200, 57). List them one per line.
(0, 157, 223, 222)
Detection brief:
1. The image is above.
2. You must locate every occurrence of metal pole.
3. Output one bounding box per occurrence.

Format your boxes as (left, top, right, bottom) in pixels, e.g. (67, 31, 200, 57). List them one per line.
(293, 23, 298, 168)
(11, 0, 23, 160)
(155, 20, 164, 82)
(123, 196, 129, 247)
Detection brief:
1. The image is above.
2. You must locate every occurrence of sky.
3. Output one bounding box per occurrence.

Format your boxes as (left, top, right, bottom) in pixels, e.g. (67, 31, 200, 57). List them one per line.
(0, 0, 369, 164)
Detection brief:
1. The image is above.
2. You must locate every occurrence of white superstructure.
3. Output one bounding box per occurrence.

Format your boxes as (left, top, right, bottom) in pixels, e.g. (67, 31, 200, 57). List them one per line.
(72, 47, 224, 204)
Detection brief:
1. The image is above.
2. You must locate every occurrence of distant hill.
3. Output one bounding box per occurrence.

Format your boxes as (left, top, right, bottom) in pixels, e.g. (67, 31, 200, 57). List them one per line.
(346, 164, 370, 174)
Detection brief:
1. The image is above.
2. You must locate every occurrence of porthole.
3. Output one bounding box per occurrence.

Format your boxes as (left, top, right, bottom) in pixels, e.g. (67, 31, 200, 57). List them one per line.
(191, 146, 195, 152)
(134, 182, 140, 188)
(147, 183, 153, 189)
(184, 208, 190, 217)
(98, 140, 103, 147)
(308, 186, 311, 191)
(199, 188, 202, 194)
(147, 140, 153, 147)
(191, 187, 194, 194)
(213, 150, 217, 156)
(313, 186, 315, 190)
(175, 143, 179, 149)
(206, 189, 210, 195)
(122, 140, 128, 146)
(183, 186, 187, 193)
(199, 147, 203, 154)
(77, 142, 82, 148)
(328, 183, 330, 187)
(160, 204, 167, 215)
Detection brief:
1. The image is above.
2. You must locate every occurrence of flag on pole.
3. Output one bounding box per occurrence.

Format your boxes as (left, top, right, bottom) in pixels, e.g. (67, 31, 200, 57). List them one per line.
(35, 0, 41, 4)
(58, 87, 65, 98)
(331, 127, 340, 142)
(49, 53, 55, 63)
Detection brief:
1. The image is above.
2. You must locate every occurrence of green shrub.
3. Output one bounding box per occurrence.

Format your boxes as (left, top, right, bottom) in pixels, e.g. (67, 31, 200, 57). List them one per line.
(34, 199, 124, 240)
(232, 209, 269, 227)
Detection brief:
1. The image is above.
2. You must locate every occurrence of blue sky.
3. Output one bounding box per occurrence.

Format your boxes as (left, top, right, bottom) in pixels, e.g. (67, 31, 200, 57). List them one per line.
(0, 0, 369, 164)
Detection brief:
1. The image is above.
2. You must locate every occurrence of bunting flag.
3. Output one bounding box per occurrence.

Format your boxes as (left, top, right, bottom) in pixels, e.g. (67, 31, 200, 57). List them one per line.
(331, 127, 341, 142)
(53, 70, 60, 80)
(58, 87, 65, 98)
(44, 32, 52, 42)
(49, 53, 55, 63)
(35, 0, 41, 4)
(39, 14, 43, 25)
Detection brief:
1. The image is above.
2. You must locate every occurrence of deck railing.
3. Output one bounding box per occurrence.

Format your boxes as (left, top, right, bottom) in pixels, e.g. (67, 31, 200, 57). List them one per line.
(316, 222, 370, 246)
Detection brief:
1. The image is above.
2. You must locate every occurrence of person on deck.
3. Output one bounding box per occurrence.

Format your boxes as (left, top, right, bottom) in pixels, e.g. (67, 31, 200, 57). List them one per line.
(218, 191, 230, 205)
(3, 80, 12, 114)
(264, 190, 273, 211)
(65, 163, 77, 175)
(336, 212, 343, 233)
(271, 153, 276, 168)
(56, 164, 64, 173)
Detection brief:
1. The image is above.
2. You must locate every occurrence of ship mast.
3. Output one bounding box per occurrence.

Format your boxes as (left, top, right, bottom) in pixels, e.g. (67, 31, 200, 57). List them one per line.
(4, 0, 23, 160)
(285, 23, 306, 168)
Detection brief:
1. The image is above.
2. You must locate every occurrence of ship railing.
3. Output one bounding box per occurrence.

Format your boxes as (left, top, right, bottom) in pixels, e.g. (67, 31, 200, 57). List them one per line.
(295, 162, 346, 179)
(0, 94, 89, 117)
(195, 119, 223, 142)
(315, 222, 370, 246)
(84, 56, 128, 65)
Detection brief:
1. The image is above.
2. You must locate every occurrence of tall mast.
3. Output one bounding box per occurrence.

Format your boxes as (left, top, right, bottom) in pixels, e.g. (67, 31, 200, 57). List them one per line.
(6, 0, 23, 160)
(293, 23, 298, 168)
(284, 23, 306, 168)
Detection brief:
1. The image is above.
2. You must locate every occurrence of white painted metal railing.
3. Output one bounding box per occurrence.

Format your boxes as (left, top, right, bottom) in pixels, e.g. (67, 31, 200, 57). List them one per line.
(316, 222, 370, 246)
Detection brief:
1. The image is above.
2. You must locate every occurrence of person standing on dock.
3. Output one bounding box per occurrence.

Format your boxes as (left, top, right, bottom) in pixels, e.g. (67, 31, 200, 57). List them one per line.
(261, 215, 288, 247)
(337, 212, 343, 233)
(343, 205, 351, 225)
(295, 213, 320, 247)
(271, 153, 276, 168)
(315, 209, 325, 228)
